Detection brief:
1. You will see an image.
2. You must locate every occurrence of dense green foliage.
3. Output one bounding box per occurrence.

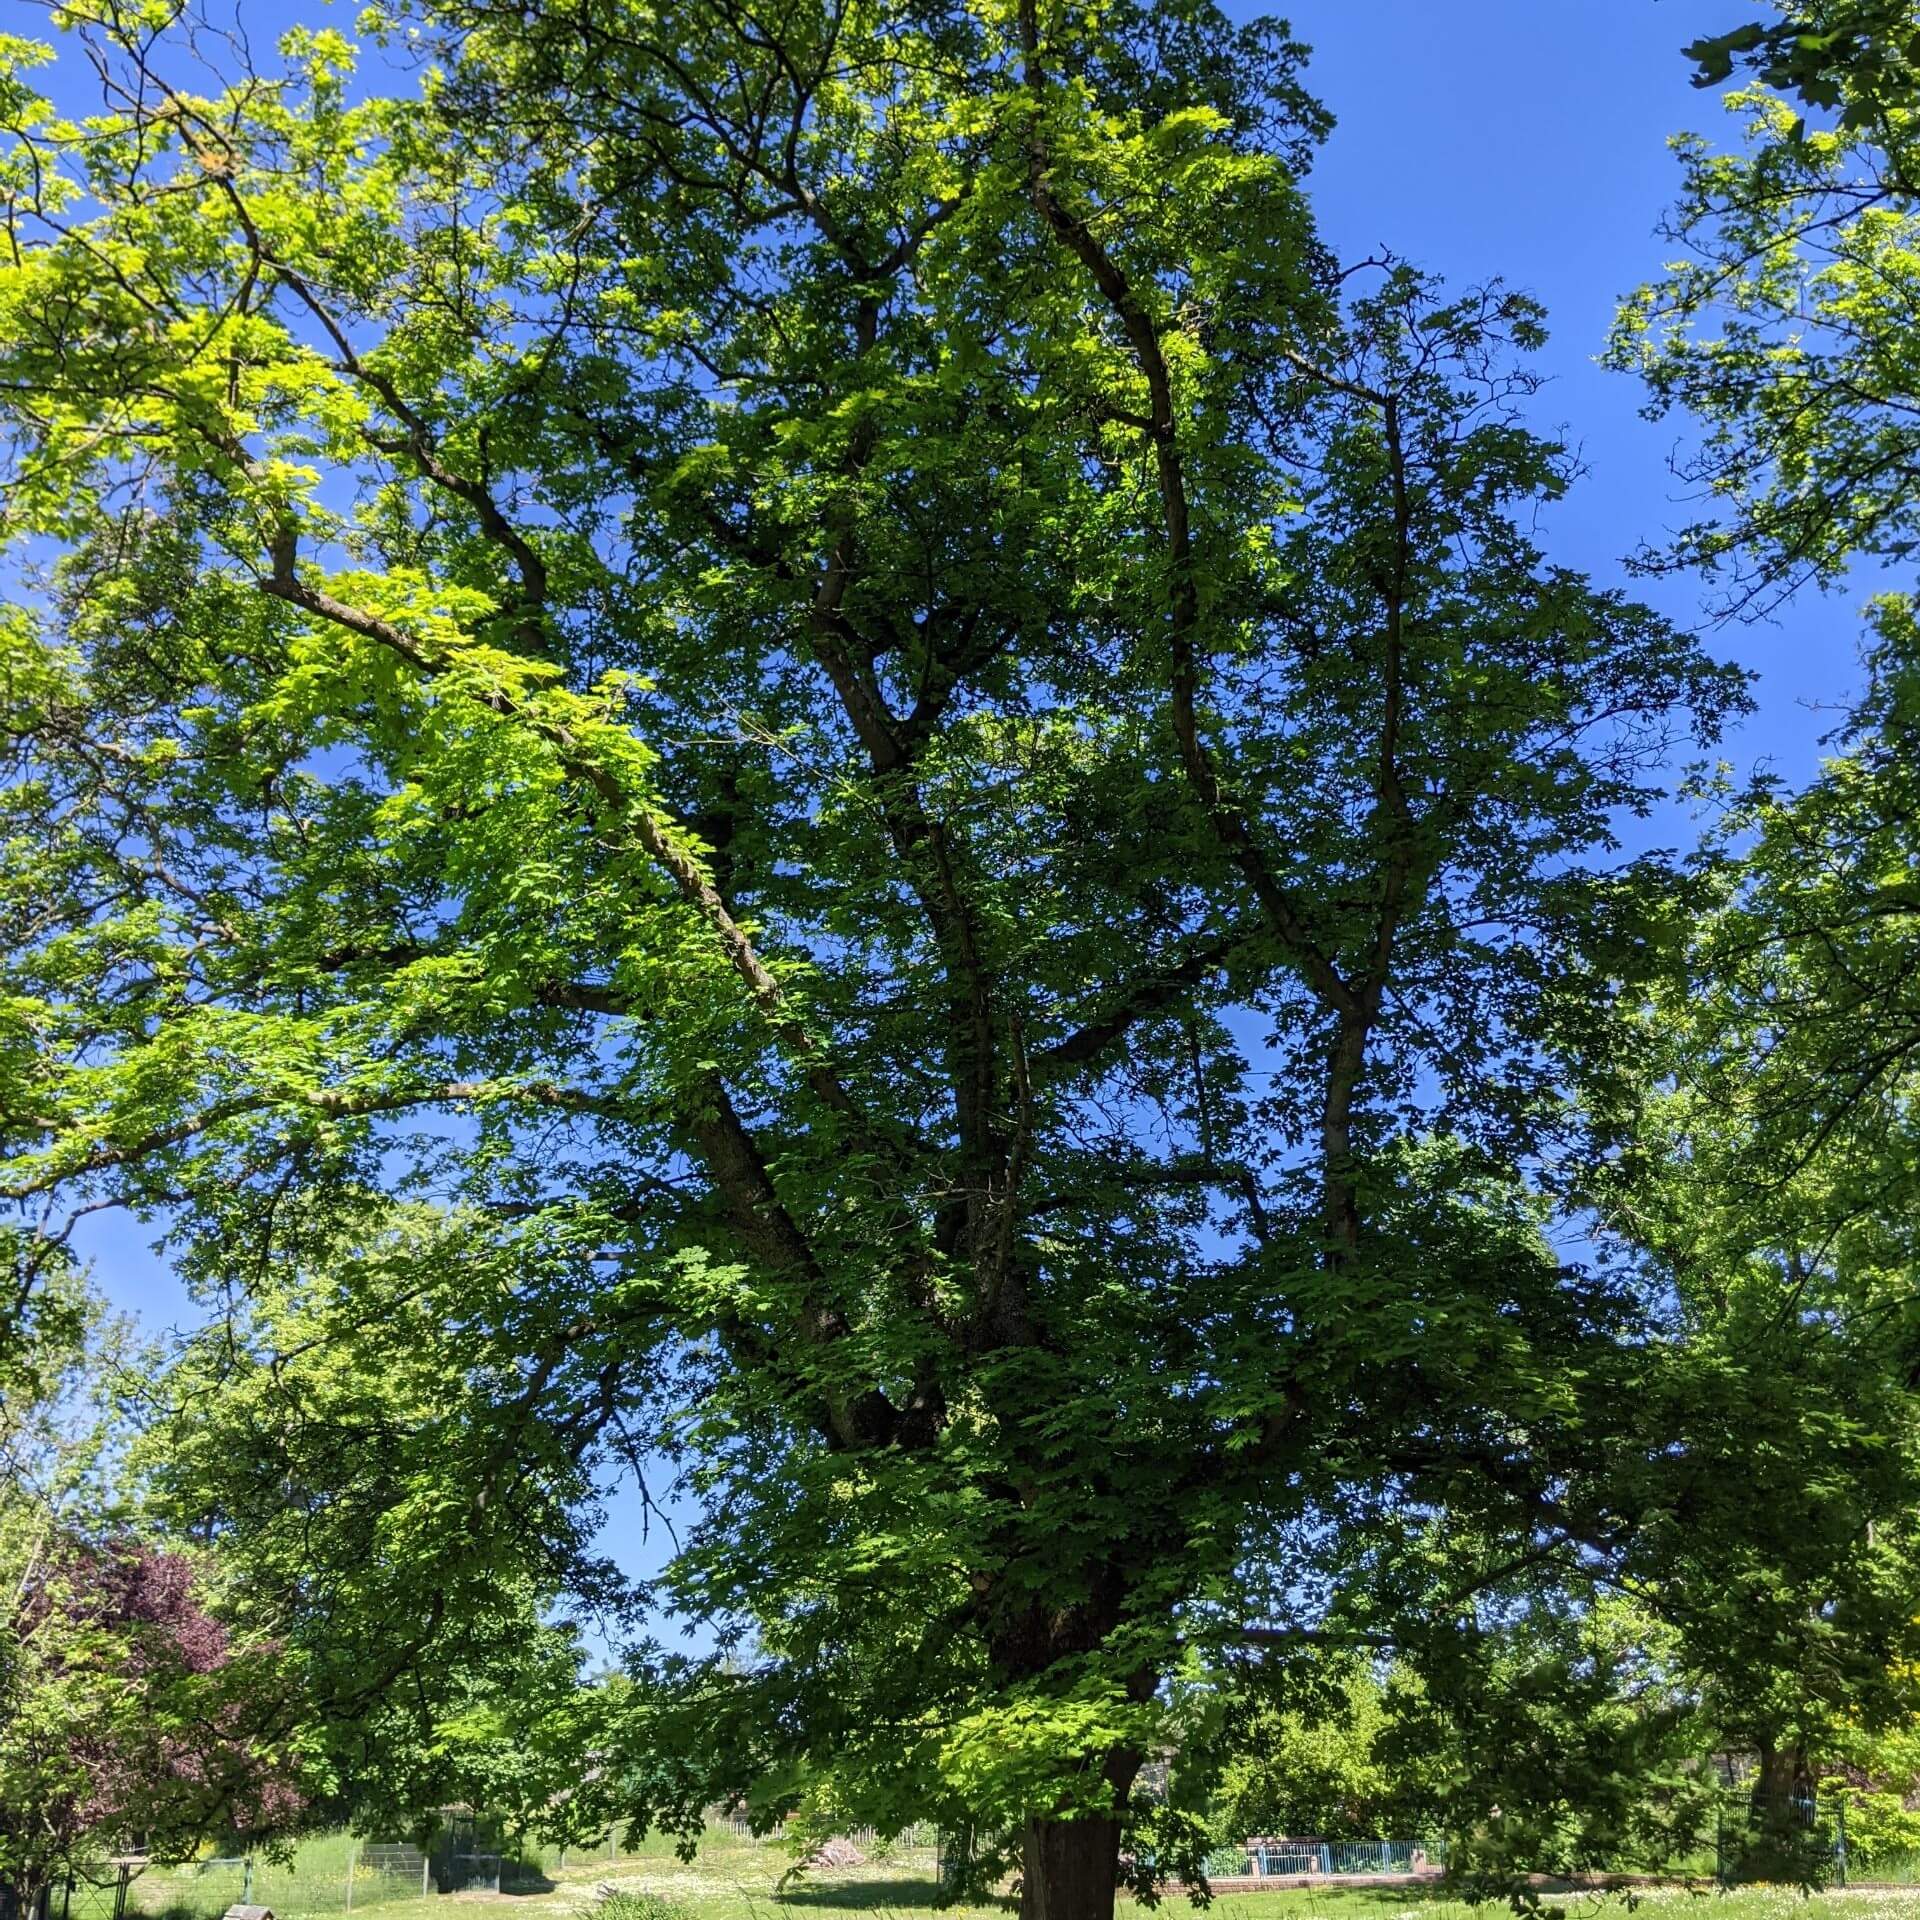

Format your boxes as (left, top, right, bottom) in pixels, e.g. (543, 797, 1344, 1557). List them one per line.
(0, 2, 1756, 1911)
(13, 0, 1920, 1907)
(1614, 0, 1920, 607)
(1593, 0, 1920, 1877)
(144, 1223, 633, 1844)
(1685, 0, 1920, 126)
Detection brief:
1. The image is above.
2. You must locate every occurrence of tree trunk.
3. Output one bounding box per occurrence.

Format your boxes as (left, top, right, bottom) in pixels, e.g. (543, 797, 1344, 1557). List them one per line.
(0, 1879, 48, 1920)
(1020, 1814, 1124, 1920)
(1743, 1740, 1813, 1880)
(1751, 1741, 1810, 1828)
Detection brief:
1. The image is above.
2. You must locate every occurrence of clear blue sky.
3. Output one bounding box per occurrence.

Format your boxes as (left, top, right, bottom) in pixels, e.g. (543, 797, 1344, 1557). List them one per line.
(1286, 0, 1848, 750)
(69, 0, 1859, 1488)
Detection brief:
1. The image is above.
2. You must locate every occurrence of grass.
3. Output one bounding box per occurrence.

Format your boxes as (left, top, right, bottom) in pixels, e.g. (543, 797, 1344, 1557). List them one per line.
(513, 1837, 1920, 1920)
(69, 1831, 431, 1920)
(68, 1829, 1920, 1920)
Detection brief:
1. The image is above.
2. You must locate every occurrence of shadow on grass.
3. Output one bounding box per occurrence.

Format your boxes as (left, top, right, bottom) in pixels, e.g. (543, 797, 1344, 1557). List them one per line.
(773, 1881, 948, 1910)
(1288, 1891, 1455, 1907)
(1171, 1890, 1481, 1919)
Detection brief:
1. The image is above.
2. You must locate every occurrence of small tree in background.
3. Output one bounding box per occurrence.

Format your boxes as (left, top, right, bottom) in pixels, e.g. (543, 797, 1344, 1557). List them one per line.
(0, 1312, 304, 1918)
(0, 1541, 305, 1911)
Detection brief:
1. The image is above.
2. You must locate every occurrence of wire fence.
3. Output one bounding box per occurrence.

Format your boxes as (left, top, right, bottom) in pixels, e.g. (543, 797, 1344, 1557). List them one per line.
(1709, 1788, 1920, 1889)
(61, 1822, 1442, 1920)
(61, 1822, 769, 1920)
(62, 1844, 433, 1920)
(91, 1812, 1920, 1920)
(1209, 1840, 1435, 1878)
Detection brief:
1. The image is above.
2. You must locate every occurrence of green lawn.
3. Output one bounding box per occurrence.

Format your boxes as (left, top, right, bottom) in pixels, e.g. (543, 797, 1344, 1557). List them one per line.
(73, 1829, 1920, 1920)
(512, 1839, 1920, 1920)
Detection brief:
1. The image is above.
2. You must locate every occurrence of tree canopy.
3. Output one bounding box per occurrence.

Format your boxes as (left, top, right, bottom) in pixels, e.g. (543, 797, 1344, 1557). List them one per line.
(8, 0, 1920, 1911)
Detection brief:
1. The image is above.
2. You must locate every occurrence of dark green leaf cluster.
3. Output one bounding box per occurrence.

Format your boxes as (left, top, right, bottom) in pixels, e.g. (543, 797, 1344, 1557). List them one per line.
(0, 2, 1765, 1908)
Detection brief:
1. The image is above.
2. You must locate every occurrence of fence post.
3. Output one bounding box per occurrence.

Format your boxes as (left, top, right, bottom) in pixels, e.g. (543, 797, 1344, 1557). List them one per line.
(1836, 1793, 1848, 1890)
(421, 1852, 430, 1900)
(346, 1840, 356, 1913)
(242, 1861, 253, 1905)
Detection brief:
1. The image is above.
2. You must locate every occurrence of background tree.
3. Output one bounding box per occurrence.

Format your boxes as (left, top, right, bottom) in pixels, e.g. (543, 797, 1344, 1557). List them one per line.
(0, 5, 1740, 1915)
(1, 1544, 305, 1911)
(1600, 813, 1920, 1834)
(1371, 1598, 1716, 1892)
(139, 1208, 628, 1849)
(0, 1315, 301, 1918)
(1200, 1598, 1716, 1890)
(1209, 1660, 1397, 1843)
(1612, 0, 1920, 610)
(1584, 6, 1920, 1876)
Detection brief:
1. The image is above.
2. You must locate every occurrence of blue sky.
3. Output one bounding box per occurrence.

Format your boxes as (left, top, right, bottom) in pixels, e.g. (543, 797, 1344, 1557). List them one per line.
(59, 2, 1870, 1615)
(1287, 0, 1850, 751)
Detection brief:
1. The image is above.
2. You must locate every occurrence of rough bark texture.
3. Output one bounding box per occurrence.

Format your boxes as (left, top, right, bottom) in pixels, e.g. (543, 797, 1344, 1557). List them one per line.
(1743, 1741, 1814, 1880)
(1020, 1815, 1124, 1920)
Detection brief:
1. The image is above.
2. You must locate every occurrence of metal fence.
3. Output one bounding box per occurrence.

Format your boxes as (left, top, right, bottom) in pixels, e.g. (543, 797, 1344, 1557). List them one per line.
(1198, 1839, 1435, 1880)
(63, 1845, 432, 1920)
(1241, 1840, 1430, 1877)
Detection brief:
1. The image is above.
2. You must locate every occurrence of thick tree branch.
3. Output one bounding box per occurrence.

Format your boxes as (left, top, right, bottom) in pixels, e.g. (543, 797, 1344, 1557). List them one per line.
(1039, 926, 1252, 1070)
(1017, 6, 1353, 1026)
(253, 538, 887, 1152)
